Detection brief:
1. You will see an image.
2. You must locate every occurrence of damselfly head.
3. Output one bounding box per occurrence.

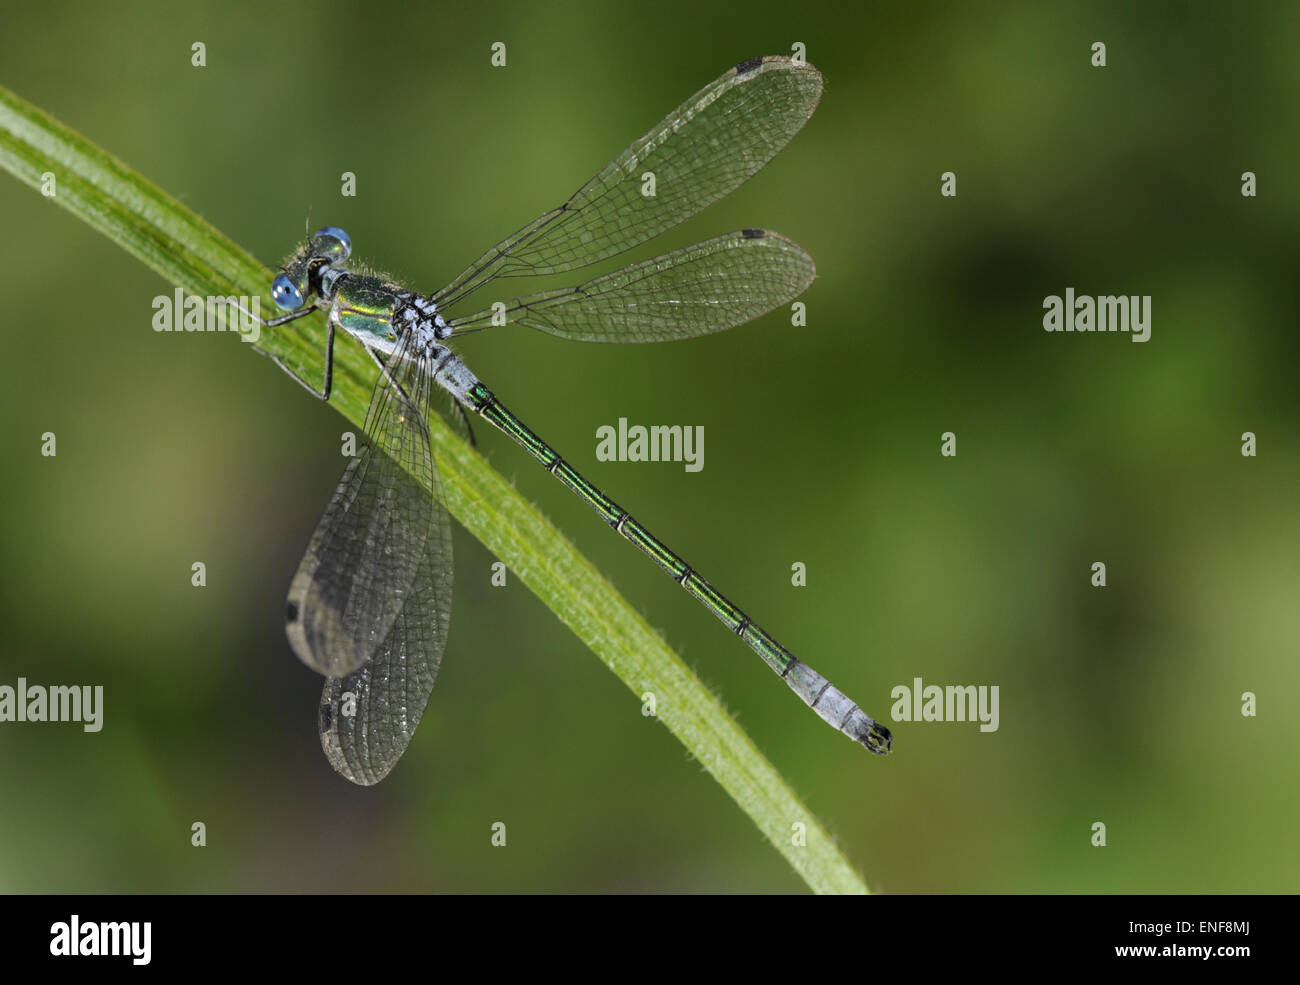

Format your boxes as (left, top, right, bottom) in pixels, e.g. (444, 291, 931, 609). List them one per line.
(271, 226, 353, 312)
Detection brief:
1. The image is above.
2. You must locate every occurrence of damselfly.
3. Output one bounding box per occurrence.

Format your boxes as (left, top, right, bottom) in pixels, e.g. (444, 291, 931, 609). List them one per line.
(256, 55, 892, 784)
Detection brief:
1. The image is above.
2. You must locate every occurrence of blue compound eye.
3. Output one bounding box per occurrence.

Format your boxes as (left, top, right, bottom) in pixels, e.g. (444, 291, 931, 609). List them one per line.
(271, 274, 304, 312)
(313, 226, 352, 260)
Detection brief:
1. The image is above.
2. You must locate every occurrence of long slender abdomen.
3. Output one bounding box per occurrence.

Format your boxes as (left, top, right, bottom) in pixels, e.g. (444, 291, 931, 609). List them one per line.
(453, 375, 891, 755)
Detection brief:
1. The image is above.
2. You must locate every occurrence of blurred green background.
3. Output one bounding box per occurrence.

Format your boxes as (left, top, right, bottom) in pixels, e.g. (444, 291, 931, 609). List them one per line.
(2, 0, 1297, 893)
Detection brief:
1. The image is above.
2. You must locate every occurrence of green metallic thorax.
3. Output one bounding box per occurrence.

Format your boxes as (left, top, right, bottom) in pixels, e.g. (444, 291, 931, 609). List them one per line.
(329, 275, 401, 349)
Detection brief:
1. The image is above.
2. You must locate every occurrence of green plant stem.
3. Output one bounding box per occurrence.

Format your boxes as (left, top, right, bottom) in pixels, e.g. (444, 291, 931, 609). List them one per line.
(0, 83, 871, 894)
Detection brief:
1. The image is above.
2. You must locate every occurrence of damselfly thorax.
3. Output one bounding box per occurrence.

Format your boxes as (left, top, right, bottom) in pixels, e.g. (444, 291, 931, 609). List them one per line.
(278, 232, 452, 358)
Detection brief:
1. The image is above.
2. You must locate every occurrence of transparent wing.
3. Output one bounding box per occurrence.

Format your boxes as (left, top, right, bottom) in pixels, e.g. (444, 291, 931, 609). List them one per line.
(433, 56, 822, 311)
(448, 229, 815, 343)
(284, 332, 438, 679)
(318, 462, 453, 786)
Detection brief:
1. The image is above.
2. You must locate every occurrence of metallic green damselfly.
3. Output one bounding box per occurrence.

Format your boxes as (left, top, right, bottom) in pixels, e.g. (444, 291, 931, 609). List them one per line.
(255, 56, 892, 784)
